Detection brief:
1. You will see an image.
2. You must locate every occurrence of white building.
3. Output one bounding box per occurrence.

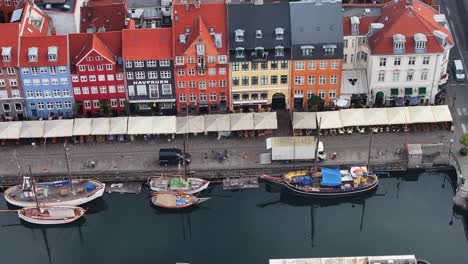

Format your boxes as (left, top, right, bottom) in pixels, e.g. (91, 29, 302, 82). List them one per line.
(343, 0, 452, 107)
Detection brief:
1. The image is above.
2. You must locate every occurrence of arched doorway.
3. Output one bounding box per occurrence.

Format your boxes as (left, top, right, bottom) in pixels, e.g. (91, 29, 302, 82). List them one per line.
(271, 93, 286, 110)
(375, 91, 384, 107)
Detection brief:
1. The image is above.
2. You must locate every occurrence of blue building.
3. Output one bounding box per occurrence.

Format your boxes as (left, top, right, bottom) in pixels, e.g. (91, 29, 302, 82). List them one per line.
(19, 35, 74, 119)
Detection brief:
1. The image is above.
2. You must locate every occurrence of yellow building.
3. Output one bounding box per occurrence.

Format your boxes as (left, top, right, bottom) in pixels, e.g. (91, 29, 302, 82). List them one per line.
(230, 60, 290, 112)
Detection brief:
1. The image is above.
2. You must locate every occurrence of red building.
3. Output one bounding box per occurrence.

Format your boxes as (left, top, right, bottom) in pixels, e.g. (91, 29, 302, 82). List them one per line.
(80, 0, 128, 33)
(68, 32, 127, 116)
(172, 0, 229, 114)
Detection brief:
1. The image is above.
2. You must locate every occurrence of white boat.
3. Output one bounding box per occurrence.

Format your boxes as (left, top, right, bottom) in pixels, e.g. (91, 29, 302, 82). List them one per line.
(18, 205, 86, 225)
(4, 177, 105, 207)
(148, 175, 209, 195)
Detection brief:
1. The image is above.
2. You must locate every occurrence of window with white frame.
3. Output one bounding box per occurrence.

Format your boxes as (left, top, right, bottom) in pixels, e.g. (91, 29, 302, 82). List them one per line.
(39, 67, 47, 74)
(134, 61, 144, 67)
(422, 56, 430, 65)
(98, 75, 105, 81)
(86, 57, 93, 61)
(189, 93, 196, 102)
(295, 76, 304, 85)
(378, 71, 385, 82)
(219, 68, 226, 75)
(107, 74, 114, 81)
(35, 90, 43, 97)
(406, 71, 414, 81)
(27, 90, 34, 98)
(33, 79, 40, 86)
(37, 102, 45, 110)
(208, 68, 216, 76)
(128, 85, 135, 96)
(392, 71, 400, 81)
(319, 75, 326, 85)
(82, 87, 89, 94)
(108, 85, 116, 93)
(64, 101, 72, 109)
(93, 100, 99, 108)
(207, 56, 216, 63)
(10, 90, 19, 98)
(188, 69, 195, 76)
(89, 75, 96, 82)
(24, 79, 32, 86)
(408, 56, 415, 65)
(159, 60, 170, 67)
(79, 65, 86, 72)
(106, 64, 112, 70)
(331, 60, 338, 69)
(420, 70, 428, 81)
(148, 71, 158, 79)
(199, 81, 206, 90)
(97, 65, 104, 71)
(209, 80, 216, 88)
(218, 55, 227, 64)
(119, 99, 125, 107)
(72, 75, 79, 82)
(308, 76, 315, 85)
(187, 57, 195, 64)
(320, 60, 327, 69)
(62, 89, 70, 97)
(136, 85, 146, 95)
(189, 81, 196, 88)
(91, 86, 98, 94)
(307, 90, 314, 99)
(116, 74, 123, 80)
(47, 102, 54, 110)
(147, 60, 157, 67)
(80, 76, 87, 82)
(84, 101, 91, 109)
(55, 102, 62, 109)
(179, 94, 186, 102)
(125, 61, 132, 68)
(28, 47, 38, 62)
(126, 72, 134, 80)
(176, 56, 184, 65)
(110, 99, 117, 107)
(74, 87, 81, 95)
(135, 72, 145, 79)
(295, 61, 305, 70)
(44, 90, 51, 97)
(118, 85, 125, 93)
(41, 79, 49, 85)
(329, 90, 336, 99)
(100, 86, 107, 94)
(318, 90, 325, 99)
(178, 82, 186, 88)
(379, 57, 387, 66)
(219, 80, 226, 87)
(308, 61, 316, 70)
(9, 79, 17, 86)
(88, 65, 94, 71)
(330, 75, 337, 84)
(162, 84, 172, 95)
(22, 68, 30, 74)
(160, 71, 171, 78)
(178, 69, 185, 76)
(210, 93, 217, 101)
(394, 57, 401, 66)
(199, 93, 207, 101)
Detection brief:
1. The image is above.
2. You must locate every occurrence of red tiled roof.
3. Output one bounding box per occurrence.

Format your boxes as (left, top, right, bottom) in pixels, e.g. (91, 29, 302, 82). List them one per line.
(76, 34, 116, 65)
(80, 0, 127, 33)
(68, 33, 93, 70)
(19, 2, 50, 36)
(19, 35, 68, 67)
(343, 16, 379, 36)
(172, 1, 227, 56)
(184, 17, 219, 56)
(0, 23, 20, 67)
(122, 28, 172, 60)
(369, 0, 453, 55)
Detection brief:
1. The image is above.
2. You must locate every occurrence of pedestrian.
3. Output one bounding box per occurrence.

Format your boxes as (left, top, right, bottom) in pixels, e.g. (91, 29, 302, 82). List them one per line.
(332, 152, 337, 160)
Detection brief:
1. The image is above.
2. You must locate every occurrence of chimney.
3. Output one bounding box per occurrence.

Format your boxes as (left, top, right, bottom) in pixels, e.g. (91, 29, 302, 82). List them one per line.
(51, 26, 56, 36)
(194, 0, 201, 8)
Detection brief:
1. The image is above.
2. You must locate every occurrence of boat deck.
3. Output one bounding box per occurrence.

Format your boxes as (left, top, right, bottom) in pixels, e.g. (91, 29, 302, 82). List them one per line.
(269, 254, 419, 264)
(152, 193, 196, 207)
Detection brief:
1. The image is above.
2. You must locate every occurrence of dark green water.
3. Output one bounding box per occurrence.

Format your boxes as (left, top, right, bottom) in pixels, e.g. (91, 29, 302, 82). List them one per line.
(1, 172, 467, 264)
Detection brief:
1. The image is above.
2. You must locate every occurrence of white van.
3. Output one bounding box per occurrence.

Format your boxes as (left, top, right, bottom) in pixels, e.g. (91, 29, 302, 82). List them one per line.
(453, 60, 465, 82)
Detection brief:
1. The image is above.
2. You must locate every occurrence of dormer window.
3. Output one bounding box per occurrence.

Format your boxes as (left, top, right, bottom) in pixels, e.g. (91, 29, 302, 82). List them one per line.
(256, 30, 262, 39)
(301, 45, 314, 56)
(393, 34, 406, 54)
(351, 16, 360, 36)
(275, 46, 284, 57)
(196, 42, 205, 56)
(323, 45, 336, 55)
(235, 29, 244, 42)
(179, 34, 186, 44)
(255, 47, 266, 58)
(28, 47, 38, 62)
(414, 33, 427, 54)
(275, 27, 284, 40)
(235, 47, 245, 58)
(1, 47, 11, 62)
(48, 46, 57, 62)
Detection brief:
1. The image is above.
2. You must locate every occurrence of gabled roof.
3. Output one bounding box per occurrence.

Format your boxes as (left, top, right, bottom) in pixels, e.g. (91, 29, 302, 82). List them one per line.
(76, 34, 116, 65)
(19, 35, 68, 67)
(183, 16, 219, 56)
(369, 0, 453, 55)
(122, 28, 172, 60)
(343, 16, 379, 36)
(0, 23, 20, 68)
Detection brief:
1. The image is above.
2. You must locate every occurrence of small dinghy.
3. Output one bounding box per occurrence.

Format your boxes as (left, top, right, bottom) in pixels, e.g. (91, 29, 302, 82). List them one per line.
(18, 205, 86, 225)
(151, 192, 210, 209)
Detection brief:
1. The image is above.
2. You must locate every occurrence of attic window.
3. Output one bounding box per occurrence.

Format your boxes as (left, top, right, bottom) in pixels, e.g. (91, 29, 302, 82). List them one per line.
(301, 45, 314, 56)
(179, 34, 186, 44)
(256, 30, 262, 39)
(28, 47, 38, 62)
(254, 47, 266, 58)
(414, 33, 427, 53)
(275, 28, 284, 40)
(235, 29, 244, 42)
(196, 42, 205, 56)
(235, 47, 245, 58)
(1, 47, 11, 62)
(323, 45, 336, 55)
(275, 46, 284, 57)
(393, 34, 406, 54)
(209, 27, 215, 33)
(48, 46, 58, 62)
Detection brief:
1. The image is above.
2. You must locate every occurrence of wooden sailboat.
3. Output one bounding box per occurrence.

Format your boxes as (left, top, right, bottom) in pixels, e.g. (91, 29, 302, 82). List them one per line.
(260, 118, 379, 198)
(4, 144, 105, 207)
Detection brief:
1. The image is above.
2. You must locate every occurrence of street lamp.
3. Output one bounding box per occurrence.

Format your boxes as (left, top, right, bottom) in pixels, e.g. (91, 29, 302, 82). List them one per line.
(449, 138, 454, 159)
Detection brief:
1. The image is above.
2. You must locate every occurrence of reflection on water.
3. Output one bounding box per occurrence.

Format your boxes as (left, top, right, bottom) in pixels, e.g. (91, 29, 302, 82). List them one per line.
(0, 171, 467, 264)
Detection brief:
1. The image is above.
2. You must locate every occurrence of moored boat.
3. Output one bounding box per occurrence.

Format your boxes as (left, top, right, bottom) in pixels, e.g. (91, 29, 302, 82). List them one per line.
(18, 205, 86, 225)
(4, 177, 105, 207)
(148, 175, 209, 194)
(151, 192, 210, 209)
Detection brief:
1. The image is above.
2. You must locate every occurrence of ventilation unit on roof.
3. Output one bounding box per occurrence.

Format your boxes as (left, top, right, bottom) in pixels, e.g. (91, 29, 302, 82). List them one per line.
(364, 8, 370, 14)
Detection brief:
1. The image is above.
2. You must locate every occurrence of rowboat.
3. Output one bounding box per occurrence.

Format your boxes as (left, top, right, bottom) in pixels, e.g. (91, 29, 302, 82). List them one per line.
(151, 192, 210, 209)
(18, 205, 86, 225)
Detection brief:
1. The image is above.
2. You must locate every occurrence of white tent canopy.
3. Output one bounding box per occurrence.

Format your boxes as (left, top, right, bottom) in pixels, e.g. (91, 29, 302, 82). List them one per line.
(91, 118, 110, 135)
(152, 116, 176, 134)
(204, 114, 230, 132)
(316, 111, 343, 129)
(20, 120, 45, 138)
(293, 112, 316, 129)
(72, 119, 92, 136)
(340, 109, 366, 127)
(431, 105, 452, 122)
(43, 120, 74, 138)
(109, 117, 128, 135)
(365, 108, 389, 126)
(408, 106, 434, 123)
(230, 113, 254, 131)
(127, 117, 153, 135)
(176, 116, 189, 134)
(386, 107, 409, 125)
(254, 112, 277, 130)
(0, 122, 22, 139)
(188, 116, 204, 133)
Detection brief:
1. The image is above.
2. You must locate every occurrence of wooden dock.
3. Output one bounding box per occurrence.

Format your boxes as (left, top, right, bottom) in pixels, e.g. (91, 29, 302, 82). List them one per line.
(222, 176, 259, 190)
(105, 182, 142, 194)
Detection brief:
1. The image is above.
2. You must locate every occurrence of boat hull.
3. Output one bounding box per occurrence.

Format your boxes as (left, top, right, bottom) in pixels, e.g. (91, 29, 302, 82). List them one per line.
(151, 192, 202, 209)
(4, 180, 105, 207)
(149, 177, 209, 194)
(18, 206, 85, 225)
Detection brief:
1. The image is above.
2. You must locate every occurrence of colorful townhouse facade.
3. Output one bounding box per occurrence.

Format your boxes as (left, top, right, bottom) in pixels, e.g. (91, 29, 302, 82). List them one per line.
(19, 35, 74, 119)
(69, 32, 127, 117)
(227, 1, 291, 112)
(172, 0, 229, 114)
(0, 23, 24, 120)
(289, 0, 344, 111)
(122, 28, 176, 115)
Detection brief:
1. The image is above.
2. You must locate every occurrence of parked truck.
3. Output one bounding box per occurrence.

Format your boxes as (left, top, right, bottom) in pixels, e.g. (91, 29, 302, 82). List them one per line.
(267, 136, 326, 162)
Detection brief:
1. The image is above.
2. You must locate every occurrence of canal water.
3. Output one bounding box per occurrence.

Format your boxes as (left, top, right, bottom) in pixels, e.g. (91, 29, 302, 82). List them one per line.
(1, 171, 467, 264)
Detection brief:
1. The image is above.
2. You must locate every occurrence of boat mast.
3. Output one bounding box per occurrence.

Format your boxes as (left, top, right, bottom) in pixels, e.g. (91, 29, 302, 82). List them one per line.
(63, 143, 75, 193)
(311, 118, 322, 177)
(367, 130, 373, 167)
(13, 150, 21, 180)
(183, 107, 189, 181)
(28, 165, 41, 212)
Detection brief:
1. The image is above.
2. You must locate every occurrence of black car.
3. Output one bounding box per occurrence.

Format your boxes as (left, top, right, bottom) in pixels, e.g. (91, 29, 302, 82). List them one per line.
(158, 148, 191, 166)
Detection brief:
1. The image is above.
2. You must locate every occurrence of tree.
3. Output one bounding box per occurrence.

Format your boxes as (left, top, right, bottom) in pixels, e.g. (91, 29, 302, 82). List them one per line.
(99, 101, 111, 116)
(307, 95, 324, 112)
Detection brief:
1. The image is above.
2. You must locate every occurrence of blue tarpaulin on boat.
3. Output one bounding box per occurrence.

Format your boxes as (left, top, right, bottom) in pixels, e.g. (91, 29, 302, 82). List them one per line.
(37, 180, 70, 187)
(321, 167, 342, 187)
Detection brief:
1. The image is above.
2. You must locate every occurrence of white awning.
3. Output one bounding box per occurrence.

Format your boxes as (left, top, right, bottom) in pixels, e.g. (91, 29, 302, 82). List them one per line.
(408, 106, 434, 123)
(340, 109, 366, 127)
(188, 116, 204, 133)
(431, 105, 452, 122)
(230, 113, 254, 131)
(20, 120, 45, 138)
(152, 116, 176, 134)
(365, 108, 388, 126)
(316, 111, 343, 129)
(293, 112, 316, 129)
(127, 117, 153, 135)
(386, 107, 409, 125)
(91, 118, 110, 135)
(0, 122, 22, 139)
(204, 114, 230, 132)
(204, 115, 219, 132)
(43, 120, 73, 138)
(72, 119, 92, 136)
(254, 112, 277, 130)
(176, 116, 189, 134)
(109, 117, 128, 135)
